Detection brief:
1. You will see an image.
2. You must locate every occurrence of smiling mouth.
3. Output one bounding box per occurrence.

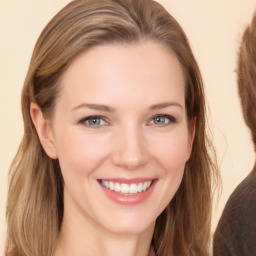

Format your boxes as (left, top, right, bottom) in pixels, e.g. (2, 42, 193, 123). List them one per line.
(99, 180, 153, 195)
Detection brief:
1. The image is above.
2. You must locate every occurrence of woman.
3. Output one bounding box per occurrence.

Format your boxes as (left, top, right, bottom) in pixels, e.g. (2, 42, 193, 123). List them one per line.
(5, 0, 218, 255)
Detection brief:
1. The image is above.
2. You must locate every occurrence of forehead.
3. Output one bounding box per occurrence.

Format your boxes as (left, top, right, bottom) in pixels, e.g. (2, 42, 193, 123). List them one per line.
(59, 41, 185, 107)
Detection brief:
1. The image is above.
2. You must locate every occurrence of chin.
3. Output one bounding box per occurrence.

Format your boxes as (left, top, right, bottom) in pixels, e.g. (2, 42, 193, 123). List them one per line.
(99, 211, 156, 236)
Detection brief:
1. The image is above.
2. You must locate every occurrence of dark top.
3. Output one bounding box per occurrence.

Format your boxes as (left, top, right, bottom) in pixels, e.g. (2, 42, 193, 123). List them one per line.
(213, 164, 256, 256)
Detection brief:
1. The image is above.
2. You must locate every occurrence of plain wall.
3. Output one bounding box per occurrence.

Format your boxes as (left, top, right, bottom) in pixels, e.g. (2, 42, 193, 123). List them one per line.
(1, 0, 256, 254)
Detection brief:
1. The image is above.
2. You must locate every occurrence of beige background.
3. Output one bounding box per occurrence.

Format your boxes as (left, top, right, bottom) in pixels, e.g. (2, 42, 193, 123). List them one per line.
(1, 0, 256, 254)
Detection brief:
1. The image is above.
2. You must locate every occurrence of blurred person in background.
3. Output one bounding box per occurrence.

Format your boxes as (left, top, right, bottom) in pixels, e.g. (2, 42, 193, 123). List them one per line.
(213, 10, 256, 256)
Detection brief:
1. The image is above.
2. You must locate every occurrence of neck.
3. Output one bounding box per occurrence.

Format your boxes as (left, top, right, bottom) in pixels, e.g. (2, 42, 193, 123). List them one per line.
(54, 192, 155, 256)
(55, 219, 154, 256)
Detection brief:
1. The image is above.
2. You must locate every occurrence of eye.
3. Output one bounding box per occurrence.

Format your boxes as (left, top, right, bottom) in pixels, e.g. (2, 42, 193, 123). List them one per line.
(153, 116, 168, 125)
(148, 115, 176, 126)
(79, 116, 108, 127)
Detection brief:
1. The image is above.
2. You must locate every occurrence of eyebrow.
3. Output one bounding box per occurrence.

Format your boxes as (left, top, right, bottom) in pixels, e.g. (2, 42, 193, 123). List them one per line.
(72, 102, 183, 112)
(72, 103, 114, 112)
(149, 102, 183, 110)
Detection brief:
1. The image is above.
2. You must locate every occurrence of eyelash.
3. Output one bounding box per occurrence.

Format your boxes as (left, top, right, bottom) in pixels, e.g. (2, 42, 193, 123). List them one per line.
(78, 114, 177, 128)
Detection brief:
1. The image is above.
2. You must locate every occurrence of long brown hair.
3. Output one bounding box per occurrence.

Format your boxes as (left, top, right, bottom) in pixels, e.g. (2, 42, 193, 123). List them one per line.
(237, 11, 256, 151)
(5, 0, 219, 255)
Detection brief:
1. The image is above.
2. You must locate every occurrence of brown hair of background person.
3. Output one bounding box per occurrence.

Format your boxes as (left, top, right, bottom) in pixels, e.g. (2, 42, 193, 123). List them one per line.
(237, 12, 256, 151)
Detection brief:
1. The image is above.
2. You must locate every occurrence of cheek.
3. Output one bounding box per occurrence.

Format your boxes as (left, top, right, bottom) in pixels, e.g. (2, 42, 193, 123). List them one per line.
(148, 129, 189, 214)
(151, 129, 190, 170)
(54, 128, 110, 177)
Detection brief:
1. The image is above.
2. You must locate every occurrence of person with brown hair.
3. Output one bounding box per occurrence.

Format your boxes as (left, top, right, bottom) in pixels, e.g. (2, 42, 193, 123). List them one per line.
(5, 0, 219, 255)
(213, 11, 256, 256)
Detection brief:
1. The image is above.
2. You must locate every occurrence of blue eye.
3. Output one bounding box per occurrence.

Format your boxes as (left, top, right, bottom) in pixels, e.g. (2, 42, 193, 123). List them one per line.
(87, 117, 102, 126)
(153, 116, 167, 124)
(80, 116, 107, 127)
(149, 115, 176, 126)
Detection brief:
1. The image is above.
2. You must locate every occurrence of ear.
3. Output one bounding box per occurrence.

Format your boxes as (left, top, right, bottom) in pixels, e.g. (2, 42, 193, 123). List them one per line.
(186, 117, 196, 161)
(30, 102, 57, 159)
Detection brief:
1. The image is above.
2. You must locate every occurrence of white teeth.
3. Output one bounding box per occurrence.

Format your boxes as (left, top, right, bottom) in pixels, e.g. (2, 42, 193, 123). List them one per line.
(109, 181, 114, 190)
(101, 180, 152, 194)
(138, 183, 143, 192)
(129, 184, 137, 194)
(105, 180, 110, 189)
(121, 183, 129, 193)
(115, 182, 121, 192)
(142, 181, 148, 191)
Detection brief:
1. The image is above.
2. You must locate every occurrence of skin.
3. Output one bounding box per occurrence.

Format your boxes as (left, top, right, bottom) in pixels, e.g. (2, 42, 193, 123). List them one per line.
(31, 41, 195, 256)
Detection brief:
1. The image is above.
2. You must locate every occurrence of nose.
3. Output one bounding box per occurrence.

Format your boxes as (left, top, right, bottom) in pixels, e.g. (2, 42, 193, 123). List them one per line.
(111, 124, 149, 170)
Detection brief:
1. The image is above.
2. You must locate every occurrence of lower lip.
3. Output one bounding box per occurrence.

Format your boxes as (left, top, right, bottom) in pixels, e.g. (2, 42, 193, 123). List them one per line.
(100, 181, 157, 205)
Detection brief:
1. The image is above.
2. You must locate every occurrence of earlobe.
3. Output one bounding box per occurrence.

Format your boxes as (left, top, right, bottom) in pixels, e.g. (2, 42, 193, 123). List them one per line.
(30, 102, 58, 159)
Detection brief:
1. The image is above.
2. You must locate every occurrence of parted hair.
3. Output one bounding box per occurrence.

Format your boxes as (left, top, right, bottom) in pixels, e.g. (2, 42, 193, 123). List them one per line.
(5, 0, 219, 255)
(237, 11, 256, 151)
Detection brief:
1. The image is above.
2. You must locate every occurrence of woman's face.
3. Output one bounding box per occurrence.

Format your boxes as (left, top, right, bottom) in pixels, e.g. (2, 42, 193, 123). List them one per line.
(46, 42, 195, 235)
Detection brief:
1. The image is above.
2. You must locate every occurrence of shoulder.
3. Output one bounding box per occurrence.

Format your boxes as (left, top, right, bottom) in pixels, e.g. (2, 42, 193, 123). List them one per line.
(218, 168, 256, 225)
(213, 168, 256, 255)
(225, 169, 256, 212)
